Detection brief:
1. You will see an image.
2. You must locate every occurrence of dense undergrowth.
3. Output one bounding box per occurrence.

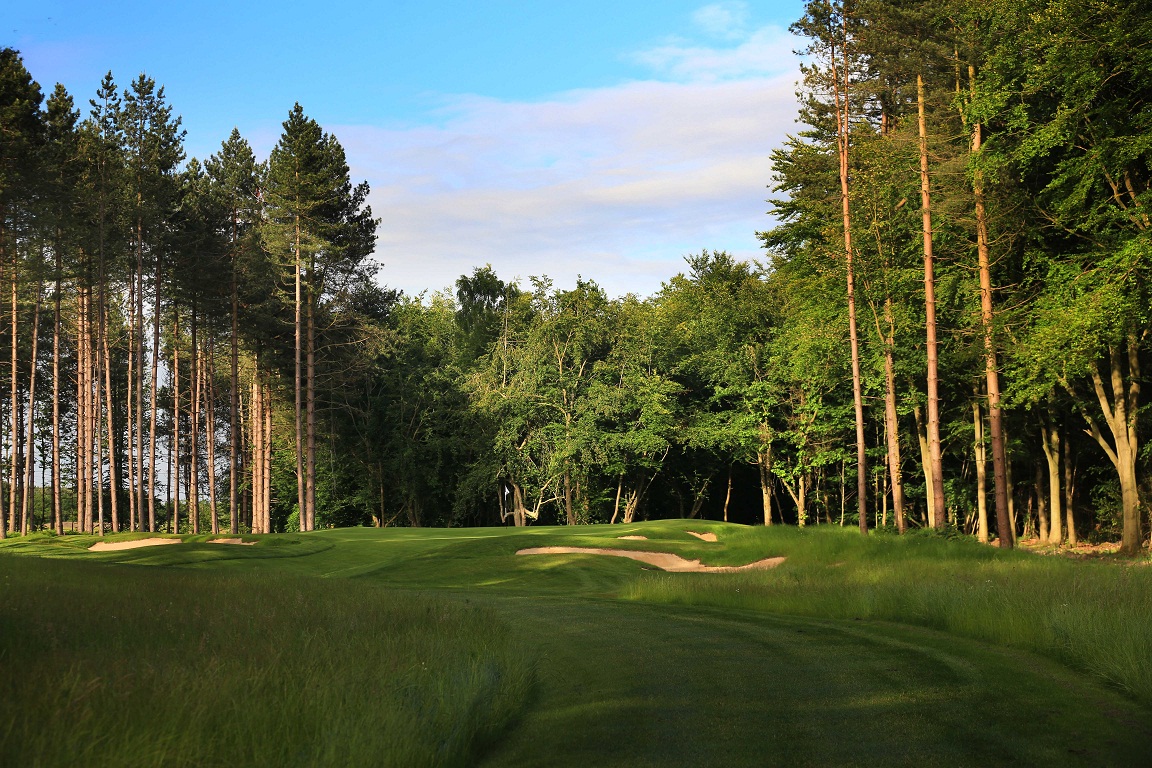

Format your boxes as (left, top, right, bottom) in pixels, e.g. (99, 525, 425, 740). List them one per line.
(0, 555, 531, 768)
(624, 525, 1152, 705)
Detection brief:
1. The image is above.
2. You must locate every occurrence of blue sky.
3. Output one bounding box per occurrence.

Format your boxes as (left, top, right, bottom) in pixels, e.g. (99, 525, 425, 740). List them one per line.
(9, 1, 806, 298)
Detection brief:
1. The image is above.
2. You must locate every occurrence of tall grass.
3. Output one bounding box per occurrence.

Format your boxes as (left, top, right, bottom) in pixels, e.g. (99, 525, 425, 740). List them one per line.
(625, 526, 1152, 705)
(0, 556, 532, 767)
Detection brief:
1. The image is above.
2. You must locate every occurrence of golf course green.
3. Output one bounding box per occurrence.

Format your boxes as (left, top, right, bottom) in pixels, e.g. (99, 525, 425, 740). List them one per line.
(2, 521, 1150, 767)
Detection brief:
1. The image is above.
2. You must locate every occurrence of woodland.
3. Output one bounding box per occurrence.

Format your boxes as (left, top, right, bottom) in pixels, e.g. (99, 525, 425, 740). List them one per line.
(0, 0, 1149, 554)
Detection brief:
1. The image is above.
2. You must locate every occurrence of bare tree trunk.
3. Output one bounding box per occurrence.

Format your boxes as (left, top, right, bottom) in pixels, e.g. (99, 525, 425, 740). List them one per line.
(262, 378, 272, 533)
(206, 338, 219, 534)
(1063, 435, 1077, 546)
(251, 365, 263, 533)
(723, 466, 732, 523)
(172, 309, 181, 534)
(830, 15, 867, 536)
(913, 403, 934, 527)
(190, 307, 200, 535)
(148, 256, 161, 532)
(758, 449, 774, 526)
(99, 287, 118, 534)
(230, 263, 239, 534)
(882, 299, 906, 533)
(972, 395, 988, 544)
(20, 276, 42, 535)
(1079, 337, 1142, 554)
(1034, 463, 1048, 543)
(917, 73, 946, 529)
(294, 217, 305, 532)
(564, 469, 575, 525)
(1041, 417, 1063, 544)
(76, 289, 88, 534)
(135, 231, 145, 532)
(969, 111, 1013, 548)
(306, 266, 316, 532)
(52, 244, 62, 535)
(9, 255, 19, 535)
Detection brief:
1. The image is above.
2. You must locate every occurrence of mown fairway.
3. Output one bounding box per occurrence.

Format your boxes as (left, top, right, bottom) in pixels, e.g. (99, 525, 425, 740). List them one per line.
(2, 522, 1151, 767)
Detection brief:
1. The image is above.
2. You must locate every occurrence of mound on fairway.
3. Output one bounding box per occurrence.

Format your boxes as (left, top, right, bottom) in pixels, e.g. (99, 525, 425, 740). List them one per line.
(516, 545, 786, 572)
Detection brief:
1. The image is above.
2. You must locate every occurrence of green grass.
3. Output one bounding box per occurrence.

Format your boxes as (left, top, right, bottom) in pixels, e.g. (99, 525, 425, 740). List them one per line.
(2, 520, 1151, 766)
(0, 555, 530, 768)
(623, 525, 1152, 705)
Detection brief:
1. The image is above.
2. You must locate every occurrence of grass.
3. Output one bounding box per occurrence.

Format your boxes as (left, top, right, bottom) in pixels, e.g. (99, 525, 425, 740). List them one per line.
(0, 555, 530, 768)
(622, 525, 1152, 705)
(2, 520, 1151, 766)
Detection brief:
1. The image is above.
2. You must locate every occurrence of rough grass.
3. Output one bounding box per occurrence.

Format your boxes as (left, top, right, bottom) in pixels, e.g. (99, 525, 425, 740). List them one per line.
(624, 525, 1152, 705)
(0, 555, 532, 768)
(4, 522, 1152, 766)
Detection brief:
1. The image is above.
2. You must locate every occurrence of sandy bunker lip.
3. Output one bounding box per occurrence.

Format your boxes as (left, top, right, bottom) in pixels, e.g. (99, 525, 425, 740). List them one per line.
(516, 546, 785, 573)
(88, 537, 181, 552)
(87, 537, 255, 551)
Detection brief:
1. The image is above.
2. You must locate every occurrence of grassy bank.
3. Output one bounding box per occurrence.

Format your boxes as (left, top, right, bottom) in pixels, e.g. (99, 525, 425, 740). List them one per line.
(0, 555, 531, 767)
(624, 525, 1152, 704)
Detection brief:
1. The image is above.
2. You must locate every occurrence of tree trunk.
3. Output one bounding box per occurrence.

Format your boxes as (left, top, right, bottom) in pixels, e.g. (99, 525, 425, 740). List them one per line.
(52, 241, 61, 535)
(172, 308, 181, 534)
(76, 289, 88, 534)
(1034, 463, 1048, 544)
(882, 299, 906, 533)
(20, 276, 42, 535)
(758, 448, 774, 526)
(969, 110, 1013, 548)
(1078, 337, 1142, 554)
(9, 254, 19, 535)
(1040, 418, 1063, 544)
(230, 256, 240, 534)
(306, 264, 316, 532)
(262, 377, 272, 532)
(294, 214, 305, 532)
(917, 73, 947, 529)
(135, 226, 146, 532)
(1063, 434, 1077, 546)
(190, 307, 200, 535)
(973, 396, 988, 544)
(914, 403, 934, 527)
(722, 466, 732, 523)
(830, 13, 867, 536)
(564, 469, 575, 525)
(127, 259, 138, 531)
(251, 365, 262, 533)
(148, 254, 161, 532)
(205, 339, 219, 535)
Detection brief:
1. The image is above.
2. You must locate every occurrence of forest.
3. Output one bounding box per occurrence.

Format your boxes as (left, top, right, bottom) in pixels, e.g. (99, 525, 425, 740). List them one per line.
(0, 0, 1148, 554)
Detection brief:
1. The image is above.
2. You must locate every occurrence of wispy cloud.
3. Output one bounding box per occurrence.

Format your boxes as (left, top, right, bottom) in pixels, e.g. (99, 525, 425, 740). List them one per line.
(333, 11, 800, 299)
(692, 2, 751, 39)
(630, 25, 795, 82)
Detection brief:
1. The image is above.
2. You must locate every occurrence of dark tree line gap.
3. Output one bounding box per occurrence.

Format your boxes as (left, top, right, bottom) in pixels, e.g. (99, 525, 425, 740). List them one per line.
(0, 0, 1149, 552)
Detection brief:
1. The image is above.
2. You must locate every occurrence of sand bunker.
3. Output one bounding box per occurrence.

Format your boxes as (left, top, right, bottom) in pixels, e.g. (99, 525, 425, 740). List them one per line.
(686, 531, 718, 542)
(88, 537, 181, 552)
(618, 535, 648, 540)
(208, 538, 256, 545)
(517, 547, 785, 573)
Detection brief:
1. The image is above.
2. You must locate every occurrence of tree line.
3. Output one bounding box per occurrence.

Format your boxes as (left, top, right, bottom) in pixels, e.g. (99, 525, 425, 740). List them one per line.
(0, 51, 376, 538)
(0, 0, 1148, 552)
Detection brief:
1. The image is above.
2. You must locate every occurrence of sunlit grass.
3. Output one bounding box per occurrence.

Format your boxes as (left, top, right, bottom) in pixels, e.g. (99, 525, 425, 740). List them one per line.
(624, 526, 1152, 704)
(0, 556, 532, 767)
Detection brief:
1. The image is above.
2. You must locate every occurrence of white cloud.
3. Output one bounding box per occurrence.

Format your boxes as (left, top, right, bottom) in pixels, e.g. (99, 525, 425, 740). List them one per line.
(692, 2, 751, 39)
(631, 26, 796, 82)
(331, 21, 801, 299)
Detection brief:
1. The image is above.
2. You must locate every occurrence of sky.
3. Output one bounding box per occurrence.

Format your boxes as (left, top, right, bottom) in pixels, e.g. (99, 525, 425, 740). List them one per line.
(7, 1, 807, 299)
